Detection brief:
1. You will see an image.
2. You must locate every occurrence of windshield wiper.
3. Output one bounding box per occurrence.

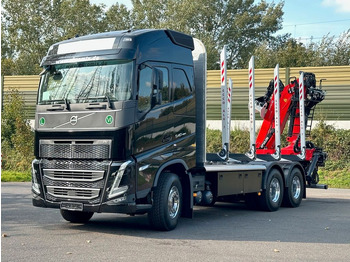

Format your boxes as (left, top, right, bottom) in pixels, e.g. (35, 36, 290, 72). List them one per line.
(77, 95, 113, 109)
(43, 98, 70, 111)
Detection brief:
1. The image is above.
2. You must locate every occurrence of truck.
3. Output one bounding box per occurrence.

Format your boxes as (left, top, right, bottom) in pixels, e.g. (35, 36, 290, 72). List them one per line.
(32, 29, 327, 231)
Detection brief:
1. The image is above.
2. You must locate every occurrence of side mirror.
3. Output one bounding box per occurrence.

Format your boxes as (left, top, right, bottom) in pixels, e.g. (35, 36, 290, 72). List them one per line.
(52, 71, 63, 81)
(151, 68, 163, 108)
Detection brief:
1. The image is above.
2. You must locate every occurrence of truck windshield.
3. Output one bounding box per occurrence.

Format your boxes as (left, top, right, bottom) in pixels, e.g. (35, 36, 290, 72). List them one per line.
(38, 60, 134, 104)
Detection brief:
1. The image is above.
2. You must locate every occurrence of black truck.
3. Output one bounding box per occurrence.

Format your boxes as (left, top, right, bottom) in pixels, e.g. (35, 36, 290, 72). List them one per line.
(32, 29, 326, 230)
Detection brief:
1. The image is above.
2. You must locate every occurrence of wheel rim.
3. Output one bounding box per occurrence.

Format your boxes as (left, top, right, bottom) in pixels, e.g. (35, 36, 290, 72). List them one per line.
(269, 178, 281, 203)
(292, 176, 301, 199)
(168, 186, 180, 219)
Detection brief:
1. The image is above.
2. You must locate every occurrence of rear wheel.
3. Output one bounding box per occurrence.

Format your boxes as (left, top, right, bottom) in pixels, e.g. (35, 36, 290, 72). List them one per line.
(283, 168, 304, 207)
(259, 169, 284, 211)
(148, 173, 182, 231)
(60, 210, 94, 223)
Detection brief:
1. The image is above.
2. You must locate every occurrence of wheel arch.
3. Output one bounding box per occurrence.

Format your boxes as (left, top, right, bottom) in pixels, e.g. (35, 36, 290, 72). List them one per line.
(153, 159, 193, 218)
(261, 163, 285, 190)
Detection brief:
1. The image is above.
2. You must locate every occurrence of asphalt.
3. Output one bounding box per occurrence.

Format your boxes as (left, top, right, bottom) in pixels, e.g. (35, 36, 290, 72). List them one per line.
(2, 182, 350, 261)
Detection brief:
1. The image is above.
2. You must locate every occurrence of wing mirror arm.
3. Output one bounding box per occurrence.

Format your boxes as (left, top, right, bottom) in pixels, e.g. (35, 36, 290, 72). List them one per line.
(151, 68, 163, 108)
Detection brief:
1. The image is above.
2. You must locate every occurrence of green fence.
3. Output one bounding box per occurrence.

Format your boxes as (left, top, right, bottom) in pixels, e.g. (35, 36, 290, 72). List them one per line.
(207, 66, 350, 120)
(2, 66, 350, 120)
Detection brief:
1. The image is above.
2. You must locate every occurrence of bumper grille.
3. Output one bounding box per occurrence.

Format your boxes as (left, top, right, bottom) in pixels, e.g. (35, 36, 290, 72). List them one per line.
(41, 159, 109, 171)
(43, 176, 105, 189)
(47, 186, 100, 200)
(43, 169, 104, 182)
(39, 139, 111, 159)
(41, 160, 109, 203)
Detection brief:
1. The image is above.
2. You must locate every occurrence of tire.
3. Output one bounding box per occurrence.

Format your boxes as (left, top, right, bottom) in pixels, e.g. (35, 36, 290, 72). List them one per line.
(283, 168, 304, 208)
(60, 210, 94, 223)
(148, 173, 182, 231)
(259, 169, 284, 212)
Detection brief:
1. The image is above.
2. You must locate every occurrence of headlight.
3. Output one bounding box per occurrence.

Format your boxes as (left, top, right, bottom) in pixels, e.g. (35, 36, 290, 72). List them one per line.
(31, 161, 40, 195)
(108, 160, 132, 199)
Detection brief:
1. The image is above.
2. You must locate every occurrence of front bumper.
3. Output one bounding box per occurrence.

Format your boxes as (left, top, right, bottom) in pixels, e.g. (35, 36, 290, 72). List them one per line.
(32, 194, 151, 214)
(31, 158, 148, 215)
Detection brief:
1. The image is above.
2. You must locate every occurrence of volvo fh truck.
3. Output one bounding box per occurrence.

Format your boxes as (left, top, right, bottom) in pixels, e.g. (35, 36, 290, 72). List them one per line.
(32, 29, 326, 230)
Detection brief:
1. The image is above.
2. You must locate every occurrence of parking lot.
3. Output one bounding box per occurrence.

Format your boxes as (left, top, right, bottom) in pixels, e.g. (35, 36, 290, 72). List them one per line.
(2, 182, 350, 261)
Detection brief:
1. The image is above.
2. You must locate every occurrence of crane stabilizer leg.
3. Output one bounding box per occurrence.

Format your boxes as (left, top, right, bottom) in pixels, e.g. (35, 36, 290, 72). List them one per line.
(298, 72, 306, 160)
(247, 56, 256, 160)
(272, 64, 281, 160)
(218, 45, 230, 161)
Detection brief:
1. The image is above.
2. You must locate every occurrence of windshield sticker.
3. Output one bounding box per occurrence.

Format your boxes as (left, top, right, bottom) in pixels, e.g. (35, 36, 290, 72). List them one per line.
(105, 115, 113, 125)
(39, 117, 45, 126)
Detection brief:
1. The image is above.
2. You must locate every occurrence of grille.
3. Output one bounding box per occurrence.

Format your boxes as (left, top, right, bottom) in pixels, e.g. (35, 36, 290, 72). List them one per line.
(43, 169, 104, 182)
(43, 176, 105, 189)
(41, 162, 108, 203)
(45, 191, 101, 204)
(46, 186, 100, 200)
(41, 159, 109, 171)
(39, 140, 111, 159)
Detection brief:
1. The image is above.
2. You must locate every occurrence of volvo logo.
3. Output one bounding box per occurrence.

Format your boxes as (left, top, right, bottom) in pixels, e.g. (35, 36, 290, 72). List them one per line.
(70, 115, 78, 125)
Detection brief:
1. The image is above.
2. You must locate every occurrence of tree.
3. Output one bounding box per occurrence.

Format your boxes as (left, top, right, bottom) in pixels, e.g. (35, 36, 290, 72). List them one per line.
(314, 30, 350, 66)
(1, 0, 106, 75)
(2, 0, 285, 73)
(132, 0, 284, 69)
(254, 29, 350, 68)
(254, 34, 314, 68)
(105, 3, 133, 31)
(1, 89, 34, 171)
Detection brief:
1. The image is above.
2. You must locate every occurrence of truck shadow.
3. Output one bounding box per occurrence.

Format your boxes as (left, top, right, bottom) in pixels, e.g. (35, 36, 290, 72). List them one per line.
(67, 197, 350, 244)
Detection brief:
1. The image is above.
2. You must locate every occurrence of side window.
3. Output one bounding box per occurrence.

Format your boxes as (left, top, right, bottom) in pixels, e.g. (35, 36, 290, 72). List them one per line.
(173, 69, 192, 101)
(138, 66, 152, 112)
(156, 67, 169, 104)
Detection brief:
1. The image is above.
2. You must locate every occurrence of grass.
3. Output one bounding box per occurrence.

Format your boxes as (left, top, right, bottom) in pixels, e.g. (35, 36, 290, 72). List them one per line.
(318, 168, 350, 189)
(1, 170, 31, 182)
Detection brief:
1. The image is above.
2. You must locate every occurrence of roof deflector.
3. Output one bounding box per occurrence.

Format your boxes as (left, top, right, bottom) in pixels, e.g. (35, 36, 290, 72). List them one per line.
(165, 30, 194, 50)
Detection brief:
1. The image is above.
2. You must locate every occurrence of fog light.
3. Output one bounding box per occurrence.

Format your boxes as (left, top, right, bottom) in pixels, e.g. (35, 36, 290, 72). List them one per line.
(31, 161, 40, 195)
(108, 160, 132, 199)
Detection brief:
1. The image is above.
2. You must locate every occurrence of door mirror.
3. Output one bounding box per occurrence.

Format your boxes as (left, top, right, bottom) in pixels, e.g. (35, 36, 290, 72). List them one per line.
(151, 68, 163, 108)
(52, 71, 63, 81)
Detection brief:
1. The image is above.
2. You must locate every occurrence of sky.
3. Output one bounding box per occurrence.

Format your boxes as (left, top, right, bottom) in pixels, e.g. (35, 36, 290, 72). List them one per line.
(90, 0, 350, 41)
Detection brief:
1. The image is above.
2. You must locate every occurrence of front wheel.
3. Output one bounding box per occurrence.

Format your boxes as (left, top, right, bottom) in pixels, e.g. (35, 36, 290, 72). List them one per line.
(259, 169, 284, 212)
(60, 210, 94, 223)
(148, 173, 182, 231)
(283, 168, 304, 207)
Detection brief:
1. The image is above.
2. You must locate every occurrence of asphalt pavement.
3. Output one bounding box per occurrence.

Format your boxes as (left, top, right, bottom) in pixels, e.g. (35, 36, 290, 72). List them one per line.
(2, 182, 350, 262)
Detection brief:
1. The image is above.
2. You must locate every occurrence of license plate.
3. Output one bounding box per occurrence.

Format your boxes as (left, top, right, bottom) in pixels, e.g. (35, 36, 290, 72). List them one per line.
(60, 202, 83, 211)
